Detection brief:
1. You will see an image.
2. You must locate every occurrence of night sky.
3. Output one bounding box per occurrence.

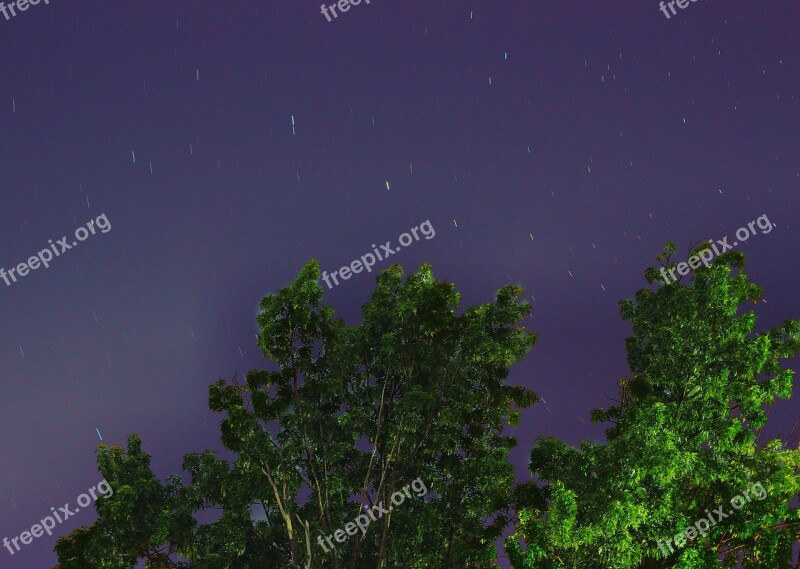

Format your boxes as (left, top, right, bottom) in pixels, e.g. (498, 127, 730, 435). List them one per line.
(1, 1, 798, 566)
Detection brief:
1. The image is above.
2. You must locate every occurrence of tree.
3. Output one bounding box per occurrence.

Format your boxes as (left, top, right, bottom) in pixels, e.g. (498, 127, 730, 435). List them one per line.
(55, 260, 538, 568)
(53, 434, 195, 569)
(505, 243, 800, 568)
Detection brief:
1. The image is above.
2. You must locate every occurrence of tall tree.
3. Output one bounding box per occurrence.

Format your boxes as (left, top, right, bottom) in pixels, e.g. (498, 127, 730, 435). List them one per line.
(506, 243, 800, 568)
(55, 260, 537, 568)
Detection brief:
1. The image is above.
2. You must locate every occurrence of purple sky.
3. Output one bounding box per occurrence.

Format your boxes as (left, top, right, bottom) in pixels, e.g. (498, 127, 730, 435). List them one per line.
(1, 1, 798, 566)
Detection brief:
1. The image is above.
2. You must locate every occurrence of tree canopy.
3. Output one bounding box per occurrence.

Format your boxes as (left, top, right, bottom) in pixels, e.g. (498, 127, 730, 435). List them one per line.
(505, 243, 800, 568)
(55, 248, 800, 569)
(55, 261, 537, 568)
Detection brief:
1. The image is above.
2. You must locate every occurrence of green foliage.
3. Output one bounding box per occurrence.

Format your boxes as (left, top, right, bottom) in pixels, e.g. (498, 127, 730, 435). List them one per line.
(55, 248, 800, 569)
(53, 434, 195, 569)
(506, 245, 800, 568)
(55, 261, 537, 568)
